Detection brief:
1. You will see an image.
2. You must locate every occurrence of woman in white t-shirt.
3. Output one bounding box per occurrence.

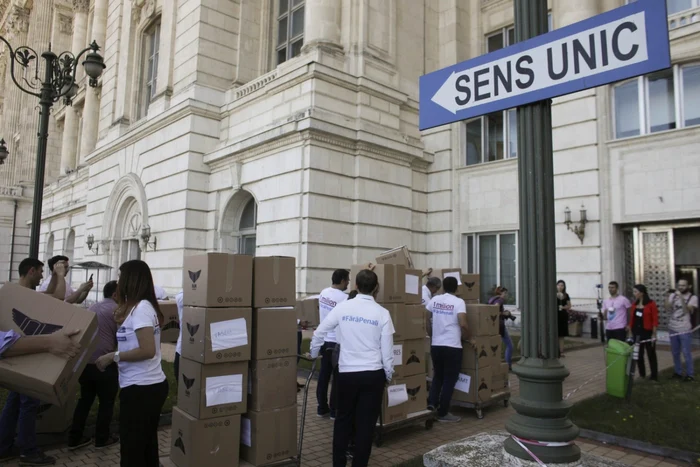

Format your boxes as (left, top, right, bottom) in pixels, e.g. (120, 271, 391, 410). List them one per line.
(96, 260, 167, 467)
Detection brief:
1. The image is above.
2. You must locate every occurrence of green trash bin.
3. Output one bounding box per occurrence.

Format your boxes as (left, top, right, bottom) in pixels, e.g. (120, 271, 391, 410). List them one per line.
(606, 339, 632, 398)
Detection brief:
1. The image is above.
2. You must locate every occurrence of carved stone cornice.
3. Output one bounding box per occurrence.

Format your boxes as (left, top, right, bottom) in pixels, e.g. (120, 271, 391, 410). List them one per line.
(72, 0, 90, 12)
(58, 13, 72, 34)
(6, 6, 30, 37)
(131, 0, 156, 26)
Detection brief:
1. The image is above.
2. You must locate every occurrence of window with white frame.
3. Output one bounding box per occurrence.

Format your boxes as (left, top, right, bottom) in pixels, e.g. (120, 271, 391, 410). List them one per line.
(462, 232, 518, 305)
(466, 16, 551, 167)
(612, 64, 700, 139)
(276, 0, 304, 65)
(626, 0, 699, 16)
(139, 20, 161, 119)
(238, 198, 257, 256)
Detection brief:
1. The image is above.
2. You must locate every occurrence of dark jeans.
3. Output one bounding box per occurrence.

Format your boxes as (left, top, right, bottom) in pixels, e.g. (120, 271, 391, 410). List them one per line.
(119, 380, 168, 467)
(317, 342, 337, 415)
(69, 363, 119, 445)
(429, 346, 462, 417)
(0, 392, 40, 456)
(333, 370, 385, 467)
(174, 352, 180, 385)
(606, 328, 627, 343)
(633, 329, 658, 380)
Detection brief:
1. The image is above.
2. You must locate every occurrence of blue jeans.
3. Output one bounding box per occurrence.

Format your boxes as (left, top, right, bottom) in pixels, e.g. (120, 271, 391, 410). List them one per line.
(670, 332, 694, 377)
(0, 392, 40, 456)
(502, 328, 514, 367)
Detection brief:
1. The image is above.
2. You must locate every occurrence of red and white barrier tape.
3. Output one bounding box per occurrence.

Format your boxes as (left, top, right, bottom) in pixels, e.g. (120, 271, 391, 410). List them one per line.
(510, 435, 576, 466)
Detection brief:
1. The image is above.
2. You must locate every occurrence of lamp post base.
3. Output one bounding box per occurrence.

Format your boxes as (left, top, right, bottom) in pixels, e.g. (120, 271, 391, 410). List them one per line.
(505, 358, 581, 464)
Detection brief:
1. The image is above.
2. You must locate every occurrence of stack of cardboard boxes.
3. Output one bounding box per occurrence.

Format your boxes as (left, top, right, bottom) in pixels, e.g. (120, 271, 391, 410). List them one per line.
(171, 253, 253, 467)
(241, 256, 298, 466)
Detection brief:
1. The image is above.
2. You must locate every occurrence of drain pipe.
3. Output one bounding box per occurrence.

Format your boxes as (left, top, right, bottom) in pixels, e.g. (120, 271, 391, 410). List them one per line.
(8, 200, 17, 282)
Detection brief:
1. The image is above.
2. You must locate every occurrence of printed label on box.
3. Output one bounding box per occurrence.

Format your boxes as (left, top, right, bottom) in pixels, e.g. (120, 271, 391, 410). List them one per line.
(405, 275, 419, 294)
(210, 318, 248, 352)
(393, 344, 403, 365)
(455, 373, 472, 394)
(387, 384, 408, 407)
(241, 417, 251, 447)
(205, 374, 243, 407)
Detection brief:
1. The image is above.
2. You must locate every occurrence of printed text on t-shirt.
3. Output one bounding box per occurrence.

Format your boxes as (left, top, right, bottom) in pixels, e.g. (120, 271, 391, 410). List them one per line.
(342, 315, 379, 326)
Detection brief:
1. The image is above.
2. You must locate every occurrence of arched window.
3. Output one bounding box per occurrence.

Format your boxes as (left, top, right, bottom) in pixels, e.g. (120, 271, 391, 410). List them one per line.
(220, 192, 257, 256)
(45, 234, 54, 262)
(64, 230, 75, 283)
(238, 198, 257, 256)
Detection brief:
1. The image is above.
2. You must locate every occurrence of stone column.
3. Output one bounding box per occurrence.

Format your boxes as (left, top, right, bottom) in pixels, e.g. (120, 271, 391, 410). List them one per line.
(553, 0, 598, 28)
(60, 0, 89, 174)
(302, 0, 342, 51)
(78, 0, 107, 162)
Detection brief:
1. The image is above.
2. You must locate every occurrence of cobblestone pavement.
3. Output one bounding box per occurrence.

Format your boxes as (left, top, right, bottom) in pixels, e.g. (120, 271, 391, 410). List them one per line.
(2, 344, 696, 467)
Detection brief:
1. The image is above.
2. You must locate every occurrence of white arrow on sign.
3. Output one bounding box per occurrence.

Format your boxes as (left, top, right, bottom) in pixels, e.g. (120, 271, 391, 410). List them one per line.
(431, 11, 648, 115)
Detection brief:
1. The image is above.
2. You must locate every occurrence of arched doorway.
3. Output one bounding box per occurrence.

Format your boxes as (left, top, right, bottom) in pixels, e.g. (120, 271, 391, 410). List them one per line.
(220, 191, 257, 255)
(116, 198, 142, 266)
(45, 234, 54, 262)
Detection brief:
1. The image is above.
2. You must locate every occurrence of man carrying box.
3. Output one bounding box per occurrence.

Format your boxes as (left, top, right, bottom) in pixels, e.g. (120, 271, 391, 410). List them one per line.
(316, 269, 350, 419)
(425, 276, 470, 423)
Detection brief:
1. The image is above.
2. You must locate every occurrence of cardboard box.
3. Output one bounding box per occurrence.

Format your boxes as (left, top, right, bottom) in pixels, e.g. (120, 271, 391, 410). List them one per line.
(248, 357, 297, 412)
(0, 283, 98, 406)
(465, 299, 480, 304)
(404, 269, 423, 304)
(392, 339, 424, 378)
(253, 257, 296, 308)
(387, 304, 426, 342)
(375, 246, 414, 269)
(491, 367, 510, 394)
(159, 301, 180, 344)
(382, 373, 427, 423)
(466, 304, 499, 337)
(403, 373, 427, 415)
(240, 405, 297, 465)
(382, 385, 408, 424)
(294, 296, 319, 327)
(350, 264, 405, 303)
(181, 307, 252, 364)
(428, 268, 466, 296)
(170, 407, 240, 467)
(252, 307, 297, 360)
(452, 366, 492, 404)
(35, 397, 77, 434)
(461, 337, 490, 370)
(182, 253, 253, 308)
(459, 274, 481, 301)
(178, 358, 248, 419)
(489, 335, 502, 368)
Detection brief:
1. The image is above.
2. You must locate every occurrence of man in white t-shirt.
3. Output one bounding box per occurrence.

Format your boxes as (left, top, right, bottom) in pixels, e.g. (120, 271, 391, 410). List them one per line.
(426, 276, 470, 423)
(38, 256, 93, 304)
(666, 279, 697, 381)
(174, 290, 184, 383)
(310, 269, 394, 467)
(316, 269, 349, 419)
(422, 276, 442, 305)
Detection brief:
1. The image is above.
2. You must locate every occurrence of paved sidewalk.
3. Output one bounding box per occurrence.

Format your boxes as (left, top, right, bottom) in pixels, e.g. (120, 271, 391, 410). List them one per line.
(1, 344, 695, 467)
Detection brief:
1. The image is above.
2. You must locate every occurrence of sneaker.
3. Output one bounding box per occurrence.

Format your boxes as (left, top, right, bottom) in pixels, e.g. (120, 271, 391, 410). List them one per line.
(437, 413, 461, 423)
(671, 373, 684, 380)
(330, 411, 337, 420)
(684, 376, 695, 382)
(67, 436, 92, 451)
(18, 449, 55, 466)
(427, 405, 436, 412)
(95, 435, 120, 449)
(0, 446, 20, 462)
(317, 408, 330, 418)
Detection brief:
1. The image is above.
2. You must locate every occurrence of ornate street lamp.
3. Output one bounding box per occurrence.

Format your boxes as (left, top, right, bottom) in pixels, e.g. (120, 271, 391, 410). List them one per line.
(0, 38, 106, 259)
(0, 139, 8, 165)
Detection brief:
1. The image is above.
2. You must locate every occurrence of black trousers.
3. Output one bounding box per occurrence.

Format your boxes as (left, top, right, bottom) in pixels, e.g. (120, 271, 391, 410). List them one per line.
(333, 370, 385, 467)
(69, 363, 119, 445)
(173, 352, 180, 385)
(119, 380, 168, 467)
(605, 329, 627, 343)
(316, 342, 337, 414)
(633, 329, 658, 380)
(429, 346, 462, 417)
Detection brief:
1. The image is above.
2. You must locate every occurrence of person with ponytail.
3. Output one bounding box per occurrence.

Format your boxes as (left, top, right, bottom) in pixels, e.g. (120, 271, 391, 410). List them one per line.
(95, 260, 167, 467)
(627, 284, 659, 381)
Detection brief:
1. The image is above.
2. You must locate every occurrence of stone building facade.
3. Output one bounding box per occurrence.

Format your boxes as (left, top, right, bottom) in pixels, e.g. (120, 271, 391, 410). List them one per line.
(0, 0, 698, 334)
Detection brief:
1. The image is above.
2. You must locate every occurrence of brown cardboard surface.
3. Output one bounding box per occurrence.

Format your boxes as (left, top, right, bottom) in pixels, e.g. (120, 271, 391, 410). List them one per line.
(182, 254, 253, 308)
(35, 397, 77, 434)
(375, 246, 414, 269)
(499, 362, 510, 375)
(253, 257, 296, 308)
(404, 269, 423, 304)
(381, 386, 408, 424)
(248, 357, 296, 412)
(386, 304, 426, 342)
(181, 307, 252, 364)
(428, 268, 466, 296)
(461, 337, 490, 370)
(392, 339, 424, 378)
(240, 405, 297, 465)
(0, 283, 99, 406)
(251, 307, 296, 360)
(458, 274, 480, 301)
(178, 358, 248, 419)
(403, 373, 427, 415)
(159, 301, 180, 344)
(489, 335, 502, 368)
(170, 407, 240, 467)
(349, 264, 405, 303)
(453, 366, 492, 404)
(294, 296, 319, 327)
(466, 304, 499, 337)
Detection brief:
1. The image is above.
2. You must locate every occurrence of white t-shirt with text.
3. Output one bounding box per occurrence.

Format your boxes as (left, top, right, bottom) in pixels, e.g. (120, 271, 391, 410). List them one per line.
(318, 287, 348, 343)
(427, 293, 466, 349)
(116, 300, 166, 388)
(310, 294, 395, 381)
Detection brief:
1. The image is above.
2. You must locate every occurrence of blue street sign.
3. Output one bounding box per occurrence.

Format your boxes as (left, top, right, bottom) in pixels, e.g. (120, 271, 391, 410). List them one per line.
(419, 0, 671, 131)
